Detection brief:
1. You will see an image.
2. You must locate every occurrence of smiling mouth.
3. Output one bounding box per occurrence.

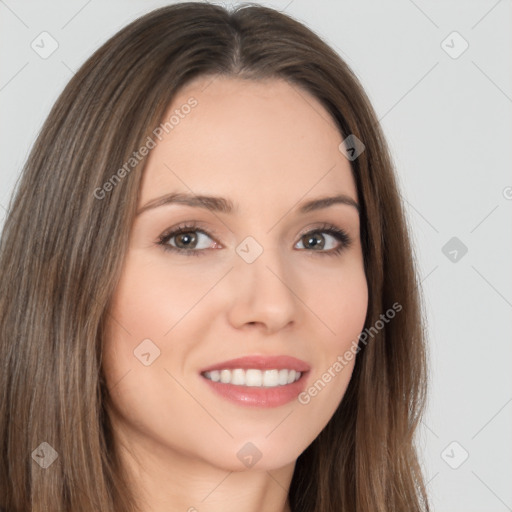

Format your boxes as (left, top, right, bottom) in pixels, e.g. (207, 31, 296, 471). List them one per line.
(201, 368, 304, 387)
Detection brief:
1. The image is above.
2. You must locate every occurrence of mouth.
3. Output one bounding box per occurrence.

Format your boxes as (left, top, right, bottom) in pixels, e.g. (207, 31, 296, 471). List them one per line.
(198, 355, 311, 408)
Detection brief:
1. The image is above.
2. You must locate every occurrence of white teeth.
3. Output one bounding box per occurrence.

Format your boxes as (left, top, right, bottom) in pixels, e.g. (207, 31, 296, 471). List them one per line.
(203, 368, 302, 387)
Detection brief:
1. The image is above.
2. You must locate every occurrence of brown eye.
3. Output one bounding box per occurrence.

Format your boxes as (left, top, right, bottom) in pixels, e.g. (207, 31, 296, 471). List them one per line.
(295, 225, 351, 256)
(300, 232, 328, 250)
(173, 231, 199, 249)
(157, 223, 219, 256)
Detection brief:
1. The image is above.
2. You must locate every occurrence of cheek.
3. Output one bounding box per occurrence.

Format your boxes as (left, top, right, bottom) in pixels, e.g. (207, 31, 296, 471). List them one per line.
(295, 262, 367, 419)
(101, 248, 231, 411)
(101, 252, 201, 396)
(306, 257, 369, 349)
(100, 253, 210, 445)
(334, 273, 368, 348)
(106, 251, 216, 342)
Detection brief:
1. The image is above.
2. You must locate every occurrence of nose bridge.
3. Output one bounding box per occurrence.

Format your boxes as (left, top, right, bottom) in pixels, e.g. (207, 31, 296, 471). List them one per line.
(228, 234, 298, 330)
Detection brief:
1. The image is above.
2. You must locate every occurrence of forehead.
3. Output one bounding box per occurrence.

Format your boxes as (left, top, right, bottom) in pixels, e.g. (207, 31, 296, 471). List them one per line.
(139, 76, 358, 210)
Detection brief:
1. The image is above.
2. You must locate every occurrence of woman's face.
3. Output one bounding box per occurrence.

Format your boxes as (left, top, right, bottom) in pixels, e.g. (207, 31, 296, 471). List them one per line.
(102, 76, 368, 472)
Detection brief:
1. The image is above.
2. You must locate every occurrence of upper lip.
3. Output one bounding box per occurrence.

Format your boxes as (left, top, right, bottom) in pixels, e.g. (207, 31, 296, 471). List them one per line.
(200, 355, 311, 373)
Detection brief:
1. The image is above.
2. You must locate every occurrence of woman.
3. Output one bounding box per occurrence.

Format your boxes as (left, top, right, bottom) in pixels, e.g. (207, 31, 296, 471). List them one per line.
(0, 2, 430, 511)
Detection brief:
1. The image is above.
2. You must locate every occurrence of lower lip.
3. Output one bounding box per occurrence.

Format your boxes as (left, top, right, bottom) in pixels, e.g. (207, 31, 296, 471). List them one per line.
(200, 372, 309, 408)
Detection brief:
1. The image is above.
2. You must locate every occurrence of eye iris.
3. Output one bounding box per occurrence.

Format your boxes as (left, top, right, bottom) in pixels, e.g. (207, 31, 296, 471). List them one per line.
(175, 232, 197, 249)
(304, 233, 324, 250)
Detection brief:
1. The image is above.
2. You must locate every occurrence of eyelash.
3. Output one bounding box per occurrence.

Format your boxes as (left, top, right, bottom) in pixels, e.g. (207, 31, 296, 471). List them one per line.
(156, 221, 352, 257)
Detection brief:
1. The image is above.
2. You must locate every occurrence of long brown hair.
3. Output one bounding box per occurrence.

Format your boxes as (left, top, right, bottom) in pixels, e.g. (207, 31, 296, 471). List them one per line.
(0, 2, 430, 511)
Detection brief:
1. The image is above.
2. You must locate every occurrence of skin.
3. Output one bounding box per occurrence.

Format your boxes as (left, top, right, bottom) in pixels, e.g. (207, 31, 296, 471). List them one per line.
(102, 75, 368, 512)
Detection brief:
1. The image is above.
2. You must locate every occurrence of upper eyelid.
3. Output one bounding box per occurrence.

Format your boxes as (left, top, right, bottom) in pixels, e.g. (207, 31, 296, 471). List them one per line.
(159, 224, 217, 241)
(160, 222, 346, 236)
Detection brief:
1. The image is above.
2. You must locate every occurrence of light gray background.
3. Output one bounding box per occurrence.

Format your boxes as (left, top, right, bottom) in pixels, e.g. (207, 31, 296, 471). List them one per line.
(1, 1, 511, 510)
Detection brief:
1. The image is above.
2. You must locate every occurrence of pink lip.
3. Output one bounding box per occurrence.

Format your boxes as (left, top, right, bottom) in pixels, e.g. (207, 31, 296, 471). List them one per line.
(199, 354, 311, 373)
(201, 373, 309, 408)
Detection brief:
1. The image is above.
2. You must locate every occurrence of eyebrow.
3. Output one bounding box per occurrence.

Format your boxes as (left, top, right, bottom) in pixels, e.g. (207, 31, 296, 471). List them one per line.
(136, 192, 360, 216)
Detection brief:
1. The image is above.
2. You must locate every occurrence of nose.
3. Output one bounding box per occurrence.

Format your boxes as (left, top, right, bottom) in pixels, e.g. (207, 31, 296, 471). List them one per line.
(226, 246, 299, 334)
